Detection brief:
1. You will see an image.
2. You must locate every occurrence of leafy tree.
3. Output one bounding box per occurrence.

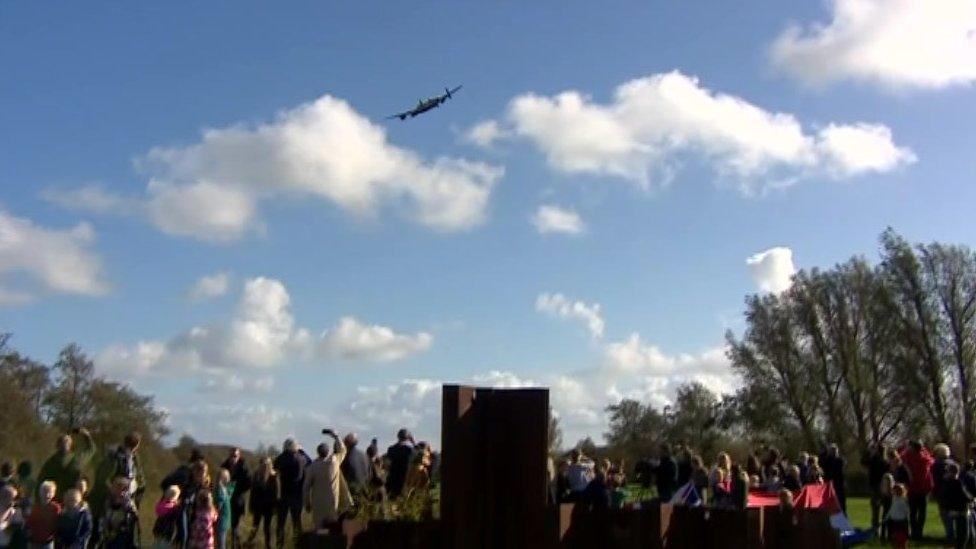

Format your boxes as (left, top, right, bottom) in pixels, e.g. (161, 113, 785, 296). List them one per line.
(45, 344, 95, 430)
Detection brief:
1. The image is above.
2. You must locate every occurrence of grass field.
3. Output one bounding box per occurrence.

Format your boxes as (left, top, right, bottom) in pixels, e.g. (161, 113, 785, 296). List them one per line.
(845, 497, 948, 548)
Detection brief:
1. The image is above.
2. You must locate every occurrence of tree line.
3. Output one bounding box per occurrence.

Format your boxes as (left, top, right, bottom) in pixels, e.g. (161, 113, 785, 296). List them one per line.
(601, 229, 976, 466)
(0, 334, 174, 480)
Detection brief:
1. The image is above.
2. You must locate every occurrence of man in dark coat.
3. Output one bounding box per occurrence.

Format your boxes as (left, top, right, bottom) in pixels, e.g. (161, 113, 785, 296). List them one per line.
(340, 433, 370, 499)
(274, 439, 307, 546)
(652, 444, 678, 502)
(385, 429, 415, 498)
(221, 447, 251, 548)
(820, 443, 847, 512)
(861, 442, 890, 537)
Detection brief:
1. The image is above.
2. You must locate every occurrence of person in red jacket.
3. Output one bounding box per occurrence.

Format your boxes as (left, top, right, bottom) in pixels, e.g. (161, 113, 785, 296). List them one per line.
(900, 440, 934, 540)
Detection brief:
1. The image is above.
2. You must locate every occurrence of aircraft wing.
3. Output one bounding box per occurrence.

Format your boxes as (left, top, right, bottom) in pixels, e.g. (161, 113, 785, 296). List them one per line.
(385, 108, 414, 120)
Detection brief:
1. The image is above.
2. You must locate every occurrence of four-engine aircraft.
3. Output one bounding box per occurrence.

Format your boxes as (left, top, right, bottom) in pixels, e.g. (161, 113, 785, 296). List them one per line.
(387, 85, 462, 120)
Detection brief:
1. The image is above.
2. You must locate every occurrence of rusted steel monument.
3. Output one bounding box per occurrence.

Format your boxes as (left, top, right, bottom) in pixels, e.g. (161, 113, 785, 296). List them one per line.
(441, 384, 552, 548)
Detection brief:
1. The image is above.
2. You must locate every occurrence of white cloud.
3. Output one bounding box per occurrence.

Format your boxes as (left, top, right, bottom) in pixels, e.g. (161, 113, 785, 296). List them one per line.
(531, 205, 585, 235)
(0, 209, 109, 305)
(746, 247, 796, 293)
(163, 334, 733, 450)
(536, 292, 605, 338)
(46, 96, 503, 242)
(463, 120, 509, 147)
(39, 185, 141, 216)
(187, 271, 231, 301)
(96, 277, 432, 389)
(318, 316, 433, 363)
(771, 0, 976, 90)
(816, 123, 918, 177)
(474, 71, 914, 191)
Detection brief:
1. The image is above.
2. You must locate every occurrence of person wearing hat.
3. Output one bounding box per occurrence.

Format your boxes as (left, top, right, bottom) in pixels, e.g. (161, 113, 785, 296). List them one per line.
(385, 429, 415, 498)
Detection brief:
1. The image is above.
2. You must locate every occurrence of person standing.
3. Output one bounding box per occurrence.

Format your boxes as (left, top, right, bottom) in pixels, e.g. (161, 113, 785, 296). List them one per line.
(213, 468, 235, 549)
(930, 443, 957, 544)
(821, 443, 847, 513)
(91, 432, 145, 546)
(653, 445, 677, 502)
(55, 488, 91, 549)
(937, 462, 973, 549)
(384, 430, 415, 499)
(0, 485, 26, 549)
(26, 481, 60, 549)
(247, 458, 277, 549)
(900, 441, 934, 540)
(36, 429, 94, 504)
(189, 491, 217, 549)
(339, 433, 369, 502)
(861, 443, 890, 537)
(273, 439, 306, 546)
(565, 449, 594, 502)
(220, 448, 250, 549)
(303, 431, 350, 531)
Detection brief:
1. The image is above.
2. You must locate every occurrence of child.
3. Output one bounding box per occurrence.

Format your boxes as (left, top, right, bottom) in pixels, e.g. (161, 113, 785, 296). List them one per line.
(55, 488, 91, 549)
(100, 477, 139, 549)
(26, 481, 60, 549)
(213, 469, 234, 549)
(885, 483, 909, 549)
(189, 490, 217, 549)
(153, 485, 181, 548)
(0, 485, 26, 549)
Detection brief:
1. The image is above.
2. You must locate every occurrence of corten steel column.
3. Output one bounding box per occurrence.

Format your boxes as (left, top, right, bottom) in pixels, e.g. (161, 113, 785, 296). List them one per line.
(441, 385, 550, 549)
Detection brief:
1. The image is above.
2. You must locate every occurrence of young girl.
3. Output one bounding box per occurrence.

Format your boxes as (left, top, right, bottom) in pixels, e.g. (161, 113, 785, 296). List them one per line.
(26, 481, 60, 549)
(189, 491, 217, 549)
(55, 488, 91, 549)
(885, 483, 909, 549)
(153, 485, 181, 548)
(213, 469, 234, 549)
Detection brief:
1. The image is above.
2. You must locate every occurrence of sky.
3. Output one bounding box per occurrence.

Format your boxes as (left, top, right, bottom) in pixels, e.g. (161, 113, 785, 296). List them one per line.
(2, 1, 976, 451)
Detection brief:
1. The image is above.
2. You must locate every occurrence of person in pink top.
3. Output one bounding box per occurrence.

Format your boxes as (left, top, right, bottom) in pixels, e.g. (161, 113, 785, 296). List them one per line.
(899, 440, 934, 540)
(189, 491, 217, 549)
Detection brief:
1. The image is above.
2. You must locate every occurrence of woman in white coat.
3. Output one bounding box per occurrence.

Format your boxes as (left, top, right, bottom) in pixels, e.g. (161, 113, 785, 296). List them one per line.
(303, 429, 352, 530)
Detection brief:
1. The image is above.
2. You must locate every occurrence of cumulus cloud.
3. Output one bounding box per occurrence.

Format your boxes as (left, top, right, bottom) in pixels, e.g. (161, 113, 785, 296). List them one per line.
(746, 247, 796, 293)
(45, 96, 503, 242)
(162, 330, 733, 449)
(771, 0, 976, 90)
(187, 272, 231, 301)
(96, 276, 432, 390)
(536, 293, 605, 338)
(318, 317, 433, 362)
(531, 205, 585, 235)
(469, 71, 915, 191)
(0, 209, 109, 306)
(463, 120, 509, 147)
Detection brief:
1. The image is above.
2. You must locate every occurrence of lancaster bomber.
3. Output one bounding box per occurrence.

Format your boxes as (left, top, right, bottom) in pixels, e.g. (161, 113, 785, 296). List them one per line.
(386, 85, 462, 120)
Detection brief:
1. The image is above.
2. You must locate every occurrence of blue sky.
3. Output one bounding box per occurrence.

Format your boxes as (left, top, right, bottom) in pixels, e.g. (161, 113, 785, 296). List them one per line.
(2, 1, 975, 449)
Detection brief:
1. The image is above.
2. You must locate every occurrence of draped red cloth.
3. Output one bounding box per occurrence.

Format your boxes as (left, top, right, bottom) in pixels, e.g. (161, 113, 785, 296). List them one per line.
(747, 482, 840, 512)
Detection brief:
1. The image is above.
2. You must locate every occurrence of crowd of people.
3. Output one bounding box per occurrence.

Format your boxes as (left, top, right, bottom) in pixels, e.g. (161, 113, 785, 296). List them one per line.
(553, 440, 976, 549)
(0, 427, 437, 549)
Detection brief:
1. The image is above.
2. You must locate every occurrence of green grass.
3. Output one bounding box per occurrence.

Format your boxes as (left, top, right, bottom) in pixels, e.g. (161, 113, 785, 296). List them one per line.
(845, 497, 948, 548)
